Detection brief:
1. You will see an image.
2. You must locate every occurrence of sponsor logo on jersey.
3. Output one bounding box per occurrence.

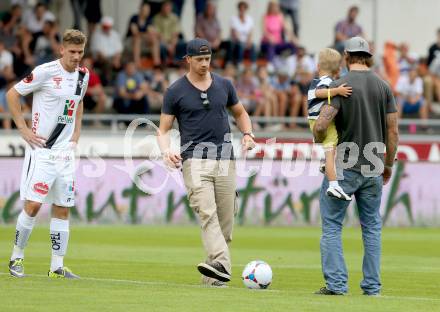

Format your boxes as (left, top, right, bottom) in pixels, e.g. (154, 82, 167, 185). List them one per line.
(33, 182, 49, 195)
(69, 181, 75, 192)
(23, 72, 33, 83)
(53, 77, 62, 89)
(57, 99, 76, 124)
(32, 112, 40, 134)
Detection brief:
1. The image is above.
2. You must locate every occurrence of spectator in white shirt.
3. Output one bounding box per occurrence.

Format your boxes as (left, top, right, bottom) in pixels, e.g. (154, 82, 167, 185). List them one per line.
(228, 1, 256, 67)
(91, 16, 123, 85)
(398, 43, 418, 77)
(0, 41, 14, 130)
(396, 66, 429, 122)
(0, 41, 15, 81)
(23, 2, 56, 34)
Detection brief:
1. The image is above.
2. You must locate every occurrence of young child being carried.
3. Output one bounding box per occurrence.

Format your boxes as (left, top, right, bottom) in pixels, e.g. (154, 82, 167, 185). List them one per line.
(308, 48, 352, 201)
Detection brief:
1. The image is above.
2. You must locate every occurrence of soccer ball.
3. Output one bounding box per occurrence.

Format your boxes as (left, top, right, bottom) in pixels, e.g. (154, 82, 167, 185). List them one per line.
(242, 260, 272, 289)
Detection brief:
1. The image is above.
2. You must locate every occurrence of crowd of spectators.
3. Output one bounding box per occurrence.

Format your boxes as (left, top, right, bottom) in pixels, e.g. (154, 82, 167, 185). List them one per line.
(0, 0, 439, 132)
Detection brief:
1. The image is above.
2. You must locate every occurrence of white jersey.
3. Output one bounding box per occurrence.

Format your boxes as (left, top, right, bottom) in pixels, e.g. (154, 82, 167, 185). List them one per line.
(14, 59, 89, 150)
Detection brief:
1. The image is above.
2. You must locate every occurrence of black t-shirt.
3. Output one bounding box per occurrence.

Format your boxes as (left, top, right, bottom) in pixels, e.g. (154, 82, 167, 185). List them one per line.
(162, 72, 239, 161)
(428, 43, 440, 66)
(126, 14, 152, 37)
(330, 70, 397, 176)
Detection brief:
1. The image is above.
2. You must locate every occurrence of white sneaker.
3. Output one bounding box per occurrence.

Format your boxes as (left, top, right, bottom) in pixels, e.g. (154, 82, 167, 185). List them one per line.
(326, 185, 351, 201)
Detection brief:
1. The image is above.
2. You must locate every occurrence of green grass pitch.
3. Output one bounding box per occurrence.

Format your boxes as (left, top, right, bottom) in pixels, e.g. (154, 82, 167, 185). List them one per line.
(0, 226, 439, 312)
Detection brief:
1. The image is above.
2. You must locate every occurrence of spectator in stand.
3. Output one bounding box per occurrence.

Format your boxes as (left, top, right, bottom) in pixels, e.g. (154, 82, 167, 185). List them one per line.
(334, 6, 364, 53)
(146, 0, 166, 18)
(270, 67, 290, 119)
(0, 41, 15, 82)
(84, 0, 103, 36)
(81, 56, 107, 122)
(126, 2, 163, 67)
(383, 41, 400, 91)
(427, 28, 440, 68)
(145, 67, 169, 113)
(31, 17, 61, 65)
(113, 61, 149, 116)
(90, 16, 123, 85)
(398, 43, 418, 77)
(228, 1, 256, 68)
(396, 66, 429, 124)
(153, 1, 182, 61)
(428, 28, 440, 105)
(0, 4, 22, 49)
(256, 65, 277, 119)
(0, 85, 12, 129)
(70, 0, 102, 36)
(0, 39, 14, 129)
(195, 1, 222, 52)
(418, 57, 433, 114)
(173, 0, 206, 18)
(279, 0, 299, 37)
(261, 1, 296, 62)
(223, 63, 237, 83)
(368, 41, 388, 81)
(290, 46, 316, 127)
(22, 2, 55, 34)
(235, 68, 264, 115)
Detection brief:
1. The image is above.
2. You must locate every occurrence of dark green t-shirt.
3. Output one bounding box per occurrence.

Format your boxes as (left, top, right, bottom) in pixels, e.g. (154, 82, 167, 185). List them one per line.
(330, 70, 397, 176)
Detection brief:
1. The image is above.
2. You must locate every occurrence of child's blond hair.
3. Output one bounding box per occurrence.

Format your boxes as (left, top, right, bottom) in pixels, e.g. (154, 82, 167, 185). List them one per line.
(318, 48, 341, 76)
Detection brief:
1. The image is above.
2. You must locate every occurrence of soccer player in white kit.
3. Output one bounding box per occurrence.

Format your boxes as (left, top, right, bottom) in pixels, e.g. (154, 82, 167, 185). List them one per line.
(6, 29, 89, 279)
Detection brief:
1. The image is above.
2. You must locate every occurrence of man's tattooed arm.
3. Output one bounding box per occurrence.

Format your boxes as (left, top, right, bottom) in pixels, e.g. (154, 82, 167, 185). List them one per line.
(313, 104, 339, 143)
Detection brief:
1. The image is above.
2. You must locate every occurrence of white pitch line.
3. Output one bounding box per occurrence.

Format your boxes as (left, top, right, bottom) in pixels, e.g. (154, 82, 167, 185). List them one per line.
(1, 272, 439, 302)
(0, 272, 282, 293)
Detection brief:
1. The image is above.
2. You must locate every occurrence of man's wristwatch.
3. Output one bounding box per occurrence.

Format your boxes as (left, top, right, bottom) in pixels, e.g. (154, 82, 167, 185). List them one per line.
(243, 132, 255, 139)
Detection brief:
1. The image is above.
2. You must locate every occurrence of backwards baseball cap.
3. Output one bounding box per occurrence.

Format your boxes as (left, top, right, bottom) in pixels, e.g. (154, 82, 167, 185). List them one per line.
(184, 38, 212, 57)
(345, 36, 372, 56)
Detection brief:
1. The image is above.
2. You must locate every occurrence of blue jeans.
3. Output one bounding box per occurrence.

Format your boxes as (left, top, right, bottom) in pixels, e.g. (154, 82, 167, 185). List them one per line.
(319, 170, 383, 294)
(228, 41, 257, 64)
(402, 99, 424, 114)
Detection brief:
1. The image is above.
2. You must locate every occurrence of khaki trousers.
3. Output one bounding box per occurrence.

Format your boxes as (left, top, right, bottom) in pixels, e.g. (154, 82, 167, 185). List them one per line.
(182, 159, 237, 275)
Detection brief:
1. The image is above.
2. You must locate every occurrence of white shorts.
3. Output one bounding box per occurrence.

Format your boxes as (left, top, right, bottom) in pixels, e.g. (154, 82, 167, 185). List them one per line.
(20, 147, 76, 207)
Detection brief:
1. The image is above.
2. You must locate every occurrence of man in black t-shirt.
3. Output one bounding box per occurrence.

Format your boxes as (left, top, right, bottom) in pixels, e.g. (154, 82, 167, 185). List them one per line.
(313, 37, 399, 296)
(158, 38, 255, 287)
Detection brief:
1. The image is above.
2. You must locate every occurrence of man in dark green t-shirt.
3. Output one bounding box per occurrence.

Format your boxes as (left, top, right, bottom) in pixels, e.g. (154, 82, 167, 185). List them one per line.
(312, 37, 399, 296)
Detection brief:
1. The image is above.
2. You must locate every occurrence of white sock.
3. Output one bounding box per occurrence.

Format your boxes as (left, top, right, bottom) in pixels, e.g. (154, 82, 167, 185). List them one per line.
(11, 210, 36, 260)
(50, 218, 69, 272)
(329, 180, 339, 188)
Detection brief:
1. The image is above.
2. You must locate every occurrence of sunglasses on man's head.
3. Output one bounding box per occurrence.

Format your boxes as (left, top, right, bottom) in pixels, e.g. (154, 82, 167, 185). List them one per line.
(200, 92, 210, 109)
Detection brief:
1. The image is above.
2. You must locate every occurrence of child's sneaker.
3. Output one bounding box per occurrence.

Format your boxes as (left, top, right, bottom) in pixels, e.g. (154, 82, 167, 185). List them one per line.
(327, 185, 351, 201)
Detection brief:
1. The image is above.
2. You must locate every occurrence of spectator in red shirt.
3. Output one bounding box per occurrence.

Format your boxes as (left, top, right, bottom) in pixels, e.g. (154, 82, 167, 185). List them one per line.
(81, 57, 107, 122)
